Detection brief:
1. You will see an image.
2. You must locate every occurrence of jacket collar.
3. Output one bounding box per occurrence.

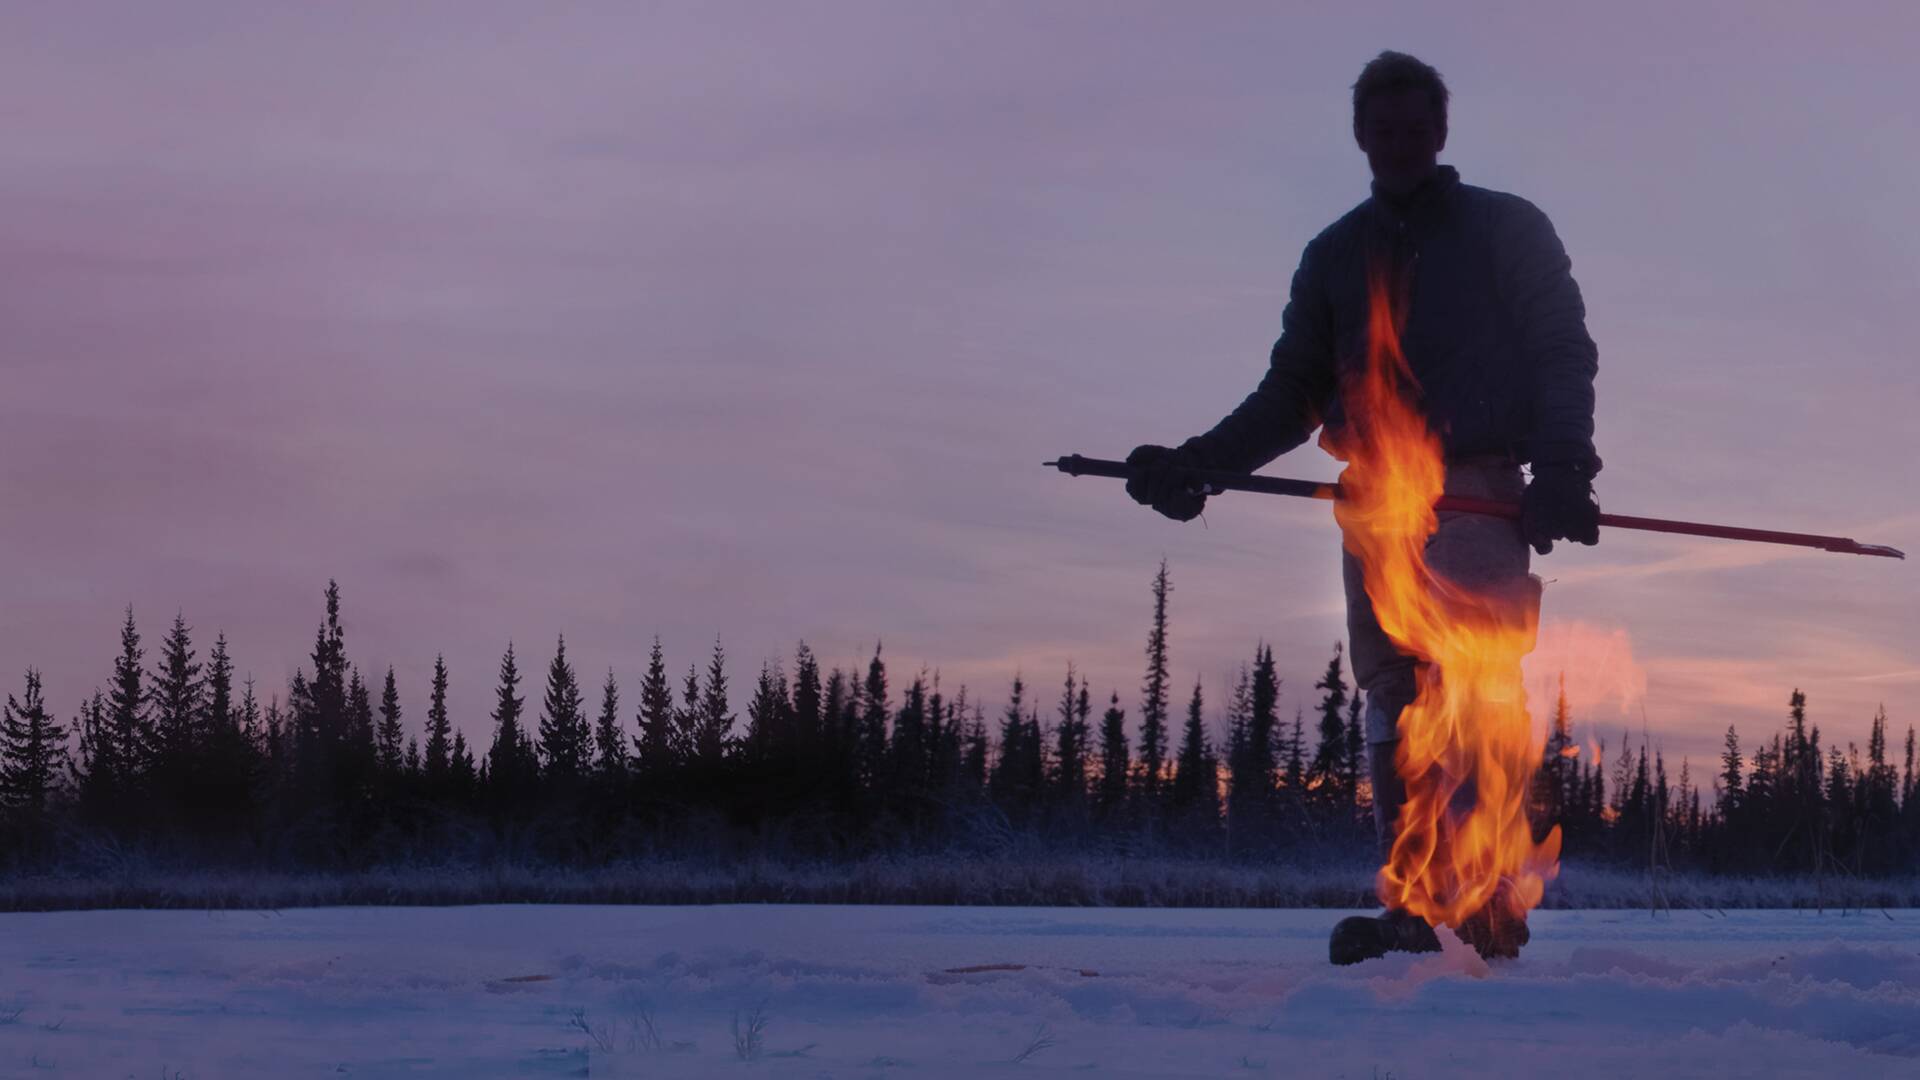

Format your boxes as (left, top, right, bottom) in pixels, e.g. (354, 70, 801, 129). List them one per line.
(1370, 164, 1460, 218)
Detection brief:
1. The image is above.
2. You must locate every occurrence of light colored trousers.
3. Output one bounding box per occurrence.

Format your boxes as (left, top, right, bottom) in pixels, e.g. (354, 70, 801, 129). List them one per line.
(1341, 457, 1541, 850)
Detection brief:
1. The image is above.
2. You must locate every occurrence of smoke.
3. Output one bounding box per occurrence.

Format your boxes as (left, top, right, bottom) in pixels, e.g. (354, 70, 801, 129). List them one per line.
(1524, 620, 1648, 728)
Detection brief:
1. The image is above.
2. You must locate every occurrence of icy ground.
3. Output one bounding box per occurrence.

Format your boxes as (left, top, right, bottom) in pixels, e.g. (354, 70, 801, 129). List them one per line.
(2, 905, 1915, 1078)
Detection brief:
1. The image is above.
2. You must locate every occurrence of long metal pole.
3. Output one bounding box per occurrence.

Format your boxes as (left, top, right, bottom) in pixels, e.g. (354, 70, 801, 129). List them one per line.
(1043, 454, 1905, 560)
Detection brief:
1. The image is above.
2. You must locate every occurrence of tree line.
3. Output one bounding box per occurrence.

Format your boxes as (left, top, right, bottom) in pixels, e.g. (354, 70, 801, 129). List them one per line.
(2, 569, 1915, 876)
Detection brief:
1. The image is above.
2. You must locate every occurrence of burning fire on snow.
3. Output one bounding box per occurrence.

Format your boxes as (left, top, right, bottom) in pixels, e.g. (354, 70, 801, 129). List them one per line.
(1326, 268, 1560, 932)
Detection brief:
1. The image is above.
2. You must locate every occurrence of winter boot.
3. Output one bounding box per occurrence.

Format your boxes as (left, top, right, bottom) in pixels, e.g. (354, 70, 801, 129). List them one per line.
(1454, 880, 1531, 961)
(1328, 908, 1442, 966)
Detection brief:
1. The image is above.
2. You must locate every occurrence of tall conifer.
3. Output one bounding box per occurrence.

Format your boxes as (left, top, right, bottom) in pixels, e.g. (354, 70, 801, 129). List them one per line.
(857, 644, 889, 789)
(486, 643, 533, 798)
(1053, 667, 1089, 802)
(424, 656, 452, 783)
(695, 638, 735, 766)
(1096, 691, 1129, 821)
(1171, 677, 1212, 812)
(0, 670, 67, 815)
(105, 607, 149, 789)
(377, 666, 405, 777)
(635, 638, 676, 771)
(1137, 561, 1172, 802)
(790, 642, 822, 754)
(536, 635, 589, 784)
(1309, 644, 1349, 799)
(593, 668, 627, 778)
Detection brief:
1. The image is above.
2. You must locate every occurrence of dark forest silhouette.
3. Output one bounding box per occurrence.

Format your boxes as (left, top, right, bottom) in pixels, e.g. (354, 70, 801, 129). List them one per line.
(2, 568, 1915, 880)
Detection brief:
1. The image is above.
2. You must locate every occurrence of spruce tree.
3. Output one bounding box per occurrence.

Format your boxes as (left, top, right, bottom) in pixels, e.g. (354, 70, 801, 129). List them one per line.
(673, 663, 702, 766)
(238, 676, 261, 748)
(377, 667, 405, 777)
(1053, 668, 1089, 803)
(1786, 688, 1814, 815)
(745, 660, 789, 763)
(1718, 724, 1743, 826)
(991, 674, 1036, 817)
(345, 666, 378, 785)
(1609, 728, 1635, 821)
(1096, 691, 1129, 821)
(1534, 674, 1575, 830)
(695, 637, 735, 767)
(890, 671, 929, 793)
(1073, 680, 1092, 796)
(1170, 677, 1213, 814)
(1, 669, 68, 816)
(930, 681, 965, 793)
(536, 635, 589, 784)
(451, 728, 477, 795)
(1825, 743, 1854, 859)
(1865, 706, 1898, 838)
(263, 696, 288, 789)
(424, 655, 452, 783)
(486, 643, 532, 799)
(206, 633, 235, 745)
(1137, 560, 1172, 803)
(1285, 708, 1307, 800)
(1224, 663, 1260, 852)
(1904, 726, 1918, 863)
(203, 633, 254, 810)
(634, 637, 676, 771)
(1250, 647, 1281, 796)
(1309, 644, 1349, 802)
(72, 689, 112, 815)
(857, 643, 889, 790)
(1904, 725, 1916, 810)
(925, 677, 952, 794)
(593, 668, 627, 778)
(149, 613, 204, 778)
(821, 668, 852, 783)
(955, 700, 986, 792)
(105, 607, 149, 791)
(790, 642, 822, 754)
(300, 582, 350, 774)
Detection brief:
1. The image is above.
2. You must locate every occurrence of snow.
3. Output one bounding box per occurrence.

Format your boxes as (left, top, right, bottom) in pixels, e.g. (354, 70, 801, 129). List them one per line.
(2, 904, 1915, 1078)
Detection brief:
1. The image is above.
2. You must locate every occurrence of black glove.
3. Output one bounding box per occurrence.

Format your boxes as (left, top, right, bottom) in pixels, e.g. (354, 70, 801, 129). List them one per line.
(1125, 444, 1209, 522)
(1521, 464, 1600, 555)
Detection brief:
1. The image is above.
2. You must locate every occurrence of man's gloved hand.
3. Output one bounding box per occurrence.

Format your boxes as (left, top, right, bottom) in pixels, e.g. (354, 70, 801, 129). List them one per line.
(1125, 444, 1209, 522)
(1521, 464, 1600, 555)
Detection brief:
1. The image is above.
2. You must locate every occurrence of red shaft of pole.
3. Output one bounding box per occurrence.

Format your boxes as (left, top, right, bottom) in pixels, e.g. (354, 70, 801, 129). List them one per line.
(1043, 456, 1905, 560)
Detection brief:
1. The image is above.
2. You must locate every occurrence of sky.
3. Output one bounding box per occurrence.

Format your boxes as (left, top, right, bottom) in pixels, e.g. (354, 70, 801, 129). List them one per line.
(3, 1, 1916, 771)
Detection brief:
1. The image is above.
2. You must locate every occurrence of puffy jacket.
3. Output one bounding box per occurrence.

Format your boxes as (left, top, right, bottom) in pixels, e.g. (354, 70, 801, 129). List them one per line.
(1184, 166, 1600, 476)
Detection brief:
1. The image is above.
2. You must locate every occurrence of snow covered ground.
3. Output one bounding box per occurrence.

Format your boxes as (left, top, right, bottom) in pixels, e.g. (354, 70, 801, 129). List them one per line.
(2, 904, 1915, 1078)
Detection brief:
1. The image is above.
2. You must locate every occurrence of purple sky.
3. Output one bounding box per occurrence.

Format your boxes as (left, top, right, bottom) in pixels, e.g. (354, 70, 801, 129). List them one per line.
(4, 3, 1916, 771)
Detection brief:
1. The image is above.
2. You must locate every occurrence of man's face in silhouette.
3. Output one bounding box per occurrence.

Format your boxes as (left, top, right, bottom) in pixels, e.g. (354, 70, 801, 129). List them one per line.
(1355, 87, 1446, 197)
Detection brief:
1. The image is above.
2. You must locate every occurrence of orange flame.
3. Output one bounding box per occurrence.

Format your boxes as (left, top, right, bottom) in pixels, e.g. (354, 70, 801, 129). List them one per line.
(1327, 268, 1559, 930)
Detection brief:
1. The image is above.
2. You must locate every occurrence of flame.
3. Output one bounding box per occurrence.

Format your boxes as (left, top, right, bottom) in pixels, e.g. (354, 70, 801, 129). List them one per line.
(1326, 267, 1560, 931)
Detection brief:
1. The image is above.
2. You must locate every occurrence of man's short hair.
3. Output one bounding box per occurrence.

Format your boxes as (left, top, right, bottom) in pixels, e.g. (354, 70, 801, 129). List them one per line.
(1351, 51, 1450, 132)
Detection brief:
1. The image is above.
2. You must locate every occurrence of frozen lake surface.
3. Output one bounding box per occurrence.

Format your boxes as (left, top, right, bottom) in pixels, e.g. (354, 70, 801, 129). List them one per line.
(3, 903, 1916, 1077)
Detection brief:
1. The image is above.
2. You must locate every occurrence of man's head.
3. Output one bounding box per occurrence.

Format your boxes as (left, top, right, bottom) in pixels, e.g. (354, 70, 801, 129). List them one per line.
(1351, 51, 1449, 197)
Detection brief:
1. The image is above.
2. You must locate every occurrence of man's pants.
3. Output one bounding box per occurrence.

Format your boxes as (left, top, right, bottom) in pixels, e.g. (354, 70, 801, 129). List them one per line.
(1343, 457, 1541, 856)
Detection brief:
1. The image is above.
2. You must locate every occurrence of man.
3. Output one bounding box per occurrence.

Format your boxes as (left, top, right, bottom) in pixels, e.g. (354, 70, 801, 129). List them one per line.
(1126, 51, 1601, 963)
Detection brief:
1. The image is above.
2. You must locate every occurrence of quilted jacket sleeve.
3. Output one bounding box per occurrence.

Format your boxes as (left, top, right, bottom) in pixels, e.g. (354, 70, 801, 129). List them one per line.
(1494, 199, 1601, 475)
(1182, 235, 1339, 473)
